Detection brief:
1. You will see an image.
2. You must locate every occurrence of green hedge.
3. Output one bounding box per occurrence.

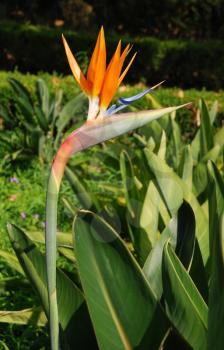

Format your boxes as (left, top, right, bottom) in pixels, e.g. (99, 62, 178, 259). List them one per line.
(0, 71, 224, 107)
(1, 21, 224, 90)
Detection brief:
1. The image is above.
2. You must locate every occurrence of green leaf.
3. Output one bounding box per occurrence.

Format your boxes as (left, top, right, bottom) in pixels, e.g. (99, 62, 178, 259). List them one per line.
(175, 201, 195, 270)
(36, 79, 50, 118)
(7, 224, 97, 349)
(0, 104, 15, 125)
(199, 99, 214, 159)
(157, 130, 167, 160)
(65, 165, 99, 210)
(208, 100, 218, 125)
(24, 230, 73, 248)
(144, 148, 183, 217)
(120, 150, 151, 264)
(0, 307, 47, 326)
(34, 106, 49, 131)
(143, 201, 196, 299)
(179, 145, 193, 190)
(74, 210, 169, 350)
(56, 93, 86, 132)
(162, 242, 208, 350)
(8, 78, 33, 106)
(17, 96, 35, 125)
(193, 162, 207, 197)
(0, 249, 25, 276)
(0, 340, 10, 350)
(140, 182, 161, 247)
(214, 126, 224, 147)
(189, 239, 208, 303)
(145, 148, 209, 264)
(191, 130, 200, 162)
(168, 115, 182, 169)
(143, 219, 177, 299)
(207, 162, 224, 350)
(58, 247, 76, 263)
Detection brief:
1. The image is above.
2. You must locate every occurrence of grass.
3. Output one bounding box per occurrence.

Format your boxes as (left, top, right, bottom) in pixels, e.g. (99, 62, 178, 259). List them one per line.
(0, 142, 124, 349)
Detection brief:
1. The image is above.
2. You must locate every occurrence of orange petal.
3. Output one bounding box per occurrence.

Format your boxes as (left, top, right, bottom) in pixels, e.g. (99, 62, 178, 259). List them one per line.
(62, 34, 91, 95)
(87, 27, 106, 97)
(118, 52, 137, 87)
(119, 44, 130, 71)
(100, 41, 121, 109)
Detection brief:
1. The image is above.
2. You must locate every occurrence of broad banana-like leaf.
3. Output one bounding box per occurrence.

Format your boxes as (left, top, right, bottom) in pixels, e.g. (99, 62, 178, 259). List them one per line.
(144, 148, 183, 217)
(24, 230, 73, 248)
(65, 165, 99, 210)
(0, 250, 24, 276)
(34, 105, 49, 131)
(175, 201, 195, 270)
(140, 182, 161, 247)
(193, 162, 207, 197)
(162, 242, 208, 350)
(0, 307, 47, 326)
(74, 210, 170, 350)
(157, 130, 167, 160)
(168, 115, 182, 169)
(0, 340, 10, 350)
(178, 145, 193, 190)
(144, 148, 209, 264)
(189, 239, 208, 303)
(36, 79, 50, 118)
(143, 219, 177, 299)
(214, 126, 224, 147)
(7, 224, 97, 349)
(208, 100, 218, 125)
(56, 93, 86, 131)
(207, 162, 224, 350)
(199, 99, 214, 159)
(143, 201, 195, 299)
(120, 150, 151, 264)
(8, 78, 33, 106)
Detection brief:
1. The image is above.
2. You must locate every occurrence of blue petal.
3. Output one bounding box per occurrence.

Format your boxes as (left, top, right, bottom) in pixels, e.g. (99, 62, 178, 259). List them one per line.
(118, 87, 153, 105)
(105, 104, 117, 115)
(106, 104, 127, 116)
(105, 82, 164, 116)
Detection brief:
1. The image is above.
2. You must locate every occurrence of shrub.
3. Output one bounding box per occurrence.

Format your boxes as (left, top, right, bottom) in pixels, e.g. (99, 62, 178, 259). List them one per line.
(1, 20, 224, 89)
(0, 78, 87, 163)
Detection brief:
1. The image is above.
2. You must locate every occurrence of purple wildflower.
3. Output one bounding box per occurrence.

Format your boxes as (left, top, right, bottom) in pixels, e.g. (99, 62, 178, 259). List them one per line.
(21, 212, 26, 219)
(9, 177, 19, 184)
(34, 213, 40, 220)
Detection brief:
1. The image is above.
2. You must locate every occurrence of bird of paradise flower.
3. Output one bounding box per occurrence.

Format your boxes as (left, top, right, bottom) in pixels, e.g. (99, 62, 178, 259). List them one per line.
(45, 27, 189, 350)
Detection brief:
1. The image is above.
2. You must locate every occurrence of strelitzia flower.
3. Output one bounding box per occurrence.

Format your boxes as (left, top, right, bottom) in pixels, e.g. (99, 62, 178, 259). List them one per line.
(62, 27, 163, 120)
(46, 27, 189, 350)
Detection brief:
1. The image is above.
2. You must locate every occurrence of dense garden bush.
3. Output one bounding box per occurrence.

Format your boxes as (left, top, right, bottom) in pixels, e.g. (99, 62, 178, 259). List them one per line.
(1, 21, 224, 89)
(1, 0, 224, 39)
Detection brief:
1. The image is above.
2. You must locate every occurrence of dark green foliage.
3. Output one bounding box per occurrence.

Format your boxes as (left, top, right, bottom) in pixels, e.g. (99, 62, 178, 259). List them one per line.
(0, 77, 86, 163)
(1, 0, 224, 39)
(1, 20, 224, 89)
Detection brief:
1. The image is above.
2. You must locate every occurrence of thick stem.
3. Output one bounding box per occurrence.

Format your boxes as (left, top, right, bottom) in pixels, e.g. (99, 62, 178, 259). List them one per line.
(45, 137, 75, 350)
